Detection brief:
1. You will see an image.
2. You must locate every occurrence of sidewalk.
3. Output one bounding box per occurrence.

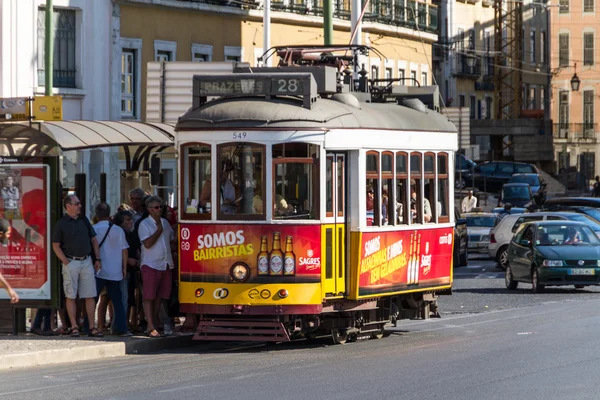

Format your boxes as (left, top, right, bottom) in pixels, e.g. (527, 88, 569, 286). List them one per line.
(0, 331, 195, 371)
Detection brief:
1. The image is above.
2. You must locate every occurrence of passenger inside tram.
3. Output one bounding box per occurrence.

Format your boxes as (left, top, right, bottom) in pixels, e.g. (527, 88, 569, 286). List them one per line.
(274, 183, 294, 216)
(219, 159, 239, 214)
(199, 178, 211, 212)
(411, 179, 432, 223)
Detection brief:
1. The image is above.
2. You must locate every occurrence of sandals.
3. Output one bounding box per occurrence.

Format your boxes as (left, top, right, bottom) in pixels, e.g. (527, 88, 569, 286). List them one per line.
(88, 328, 104, 338)
(70, 328, 80, 337)
(147, 329, 160, 338)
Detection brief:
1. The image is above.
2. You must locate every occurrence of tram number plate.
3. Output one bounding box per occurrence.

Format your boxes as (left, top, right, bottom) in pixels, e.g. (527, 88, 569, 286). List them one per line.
(232, 131, 247, 140)
(568, 269, 595, 275)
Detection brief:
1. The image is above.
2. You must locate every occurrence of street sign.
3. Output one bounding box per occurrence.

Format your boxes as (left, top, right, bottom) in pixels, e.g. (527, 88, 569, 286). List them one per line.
(31, 96, 62, 121)
(0, 98, 28, 121)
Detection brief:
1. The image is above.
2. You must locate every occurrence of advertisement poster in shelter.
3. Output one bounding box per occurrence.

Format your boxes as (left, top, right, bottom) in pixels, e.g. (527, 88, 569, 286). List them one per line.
(358, 227, 453, 296)
(0, 164, 51, 300)
(179, 223, 322, 284)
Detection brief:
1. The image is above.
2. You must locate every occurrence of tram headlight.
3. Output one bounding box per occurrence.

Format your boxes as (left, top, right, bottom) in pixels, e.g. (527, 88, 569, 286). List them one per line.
(195, 288, 204, 298)
(230, 262, 250, 282)
(278, 289, 289, 299)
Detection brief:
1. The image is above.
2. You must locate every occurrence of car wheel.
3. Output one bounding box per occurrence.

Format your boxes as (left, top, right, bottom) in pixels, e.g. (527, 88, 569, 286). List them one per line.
(496, 246, 509, 270)
(531, 268, 545, 293)
(505, 264, 518, 290)
(575, 285, 585, 289)
(455, 178, 466, 190)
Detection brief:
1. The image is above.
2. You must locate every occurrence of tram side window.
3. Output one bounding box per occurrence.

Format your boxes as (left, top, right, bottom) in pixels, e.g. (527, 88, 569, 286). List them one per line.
(272, 143, 320, 220)
(424, 152, 436, 223)
(396, 152, 409, 225)
(410, 152, 430, 223)
(217, 143, 265, 219)
(366, 151, 380, 226)
(437, 153, 450, 222)
(382, 152, 394, 226)
(182, 143, 211, 219)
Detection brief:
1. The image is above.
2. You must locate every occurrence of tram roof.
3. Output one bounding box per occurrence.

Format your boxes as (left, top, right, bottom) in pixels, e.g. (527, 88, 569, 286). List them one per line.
(176, 96, 457, 133)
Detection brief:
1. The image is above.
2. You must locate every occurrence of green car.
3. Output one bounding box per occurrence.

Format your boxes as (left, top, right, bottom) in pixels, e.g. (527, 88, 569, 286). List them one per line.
(505, 220, 600, 293)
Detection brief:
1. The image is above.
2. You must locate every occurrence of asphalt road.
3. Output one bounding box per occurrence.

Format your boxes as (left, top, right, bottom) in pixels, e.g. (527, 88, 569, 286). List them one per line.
(2, 254, 600, 400)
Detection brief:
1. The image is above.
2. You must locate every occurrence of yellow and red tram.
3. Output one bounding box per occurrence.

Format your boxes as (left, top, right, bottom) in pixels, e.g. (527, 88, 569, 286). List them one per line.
(176, 46, 458, 343)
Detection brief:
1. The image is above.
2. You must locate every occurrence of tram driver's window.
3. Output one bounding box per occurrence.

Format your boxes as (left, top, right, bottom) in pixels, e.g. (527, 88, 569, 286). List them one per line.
(424, 153, 436, 223)
(182, 143, 211, 219)
(396, 152, 408, 225)
(217, 143, 265, 219)
(272, 143, 320, 220)
(366, 151, 380, 226)
(437, 153, 450, 222)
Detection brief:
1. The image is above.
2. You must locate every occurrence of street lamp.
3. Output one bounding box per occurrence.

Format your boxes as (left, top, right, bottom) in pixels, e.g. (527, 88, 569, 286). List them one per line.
(570, 63, 581, 91)
(466, 54, 478, 68)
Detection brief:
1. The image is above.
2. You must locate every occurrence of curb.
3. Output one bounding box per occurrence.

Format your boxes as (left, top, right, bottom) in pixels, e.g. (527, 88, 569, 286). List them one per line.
(0, 342, 125, 371)
(125, 334, 195, 354)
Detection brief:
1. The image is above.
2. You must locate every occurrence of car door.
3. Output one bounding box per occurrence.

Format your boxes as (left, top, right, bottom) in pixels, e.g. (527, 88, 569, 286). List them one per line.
(475, 162, 497, 192)
(512, 225, 535, 280)
(508, 225, 526, 277)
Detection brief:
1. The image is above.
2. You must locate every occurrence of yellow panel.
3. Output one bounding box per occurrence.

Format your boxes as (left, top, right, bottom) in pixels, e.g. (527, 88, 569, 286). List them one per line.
(335, 224, 346, 295)
(180, 282, 322, 305)
(348, 231, 362, 299)
(321, 224, 336, 298)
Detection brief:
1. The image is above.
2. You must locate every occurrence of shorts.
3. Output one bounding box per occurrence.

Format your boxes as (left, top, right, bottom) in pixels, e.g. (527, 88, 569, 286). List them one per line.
(141, 265, 172, 300)
(62, 257, 97, 299)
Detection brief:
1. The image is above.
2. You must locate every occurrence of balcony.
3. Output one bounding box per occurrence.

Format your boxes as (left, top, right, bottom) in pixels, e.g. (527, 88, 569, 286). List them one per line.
(392, 1, 437, 33)
(452, 54, 481, 79)
(553, 123, 597, 142)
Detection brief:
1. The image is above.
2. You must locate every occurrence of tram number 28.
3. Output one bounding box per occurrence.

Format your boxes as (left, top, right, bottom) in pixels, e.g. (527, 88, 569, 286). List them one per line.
(272, 78, 304, 95)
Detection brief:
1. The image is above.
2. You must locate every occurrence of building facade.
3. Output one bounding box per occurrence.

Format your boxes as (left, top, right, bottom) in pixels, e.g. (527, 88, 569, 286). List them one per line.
(550, 0, 599, 189)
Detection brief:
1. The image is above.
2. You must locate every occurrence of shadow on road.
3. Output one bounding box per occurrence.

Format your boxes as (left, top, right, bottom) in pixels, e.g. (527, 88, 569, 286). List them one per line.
(453, 287, 597, 295)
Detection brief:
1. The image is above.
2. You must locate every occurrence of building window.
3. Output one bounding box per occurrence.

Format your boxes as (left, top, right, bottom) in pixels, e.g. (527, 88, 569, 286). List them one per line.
(540, 87, 545, 111)
(371, 65, 379, 79)
(421, 72, 427, 86)
(584, 91, 594, 131)
(584, 33, 594, 66)
(584, 0, 594, 12)
(540, 31, 546, 64)
(224, 46, 242, 62)
(522, 29, 525, 61)
(559, 0, 569, 12)
(385, 68, 392, 79)
(398, 69, 405, 85)
(468, 30, 475, 50)
(192, 44, 213, 62)
(529, 87, 536, 109)
(485, 97, 492, 119)
(459, 95, 465, 107)
(154, 40, 177, 62)
(121, 50, 136, 118)
(559, 33, 569, 67)
(530, 30, 536, 63)
(37, 7, 77, 88)
(470, 95, 476, 118)
(559, 91, 569, 128)
(410, 70, 417, 86)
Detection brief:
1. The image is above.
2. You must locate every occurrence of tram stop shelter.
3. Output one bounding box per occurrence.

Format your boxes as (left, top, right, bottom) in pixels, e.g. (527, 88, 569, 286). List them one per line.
(0, 120, 174, 333)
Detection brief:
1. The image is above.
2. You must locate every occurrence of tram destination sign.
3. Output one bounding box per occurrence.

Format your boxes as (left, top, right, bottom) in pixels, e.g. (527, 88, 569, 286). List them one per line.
(193, 73, 318, 110)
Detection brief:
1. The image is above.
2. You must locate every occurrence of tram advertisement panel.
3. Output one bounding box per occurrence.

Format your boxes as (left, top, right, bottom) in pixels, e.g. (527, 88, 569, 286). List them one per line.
(0, 164, 51, 300)
(358, 227, 453, 296)
(179, 224, 321, 283)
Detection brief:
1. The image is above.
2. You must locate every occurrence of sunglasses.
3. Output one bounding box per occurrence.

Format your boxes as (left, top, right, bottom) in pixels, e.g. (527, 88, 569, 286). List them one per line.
(148, 206, 162, 210)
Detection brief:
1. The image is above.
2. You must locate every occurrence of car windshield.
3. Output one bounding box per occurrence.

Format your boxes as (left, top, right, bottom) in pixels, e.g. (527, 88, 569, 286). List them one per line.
(536, 225, 600, 246)
(509, 175, 539, 186)
(580, 208, 600, 222)
(564, 214, 600, 232)
(503, 186, 531, 200)
(466, 216, 497, 227)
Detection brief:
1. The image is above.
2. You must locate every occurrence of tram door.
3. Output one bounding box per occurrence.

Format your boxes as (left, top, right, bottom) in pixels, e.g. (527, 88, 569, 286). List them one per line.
(322, 153, 346, 298)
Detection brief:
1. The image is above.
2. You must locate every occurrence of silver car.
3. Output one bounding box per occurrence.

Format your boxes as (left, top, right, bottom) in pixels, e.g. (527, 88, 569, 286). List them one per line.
(464, 212, 500, 254)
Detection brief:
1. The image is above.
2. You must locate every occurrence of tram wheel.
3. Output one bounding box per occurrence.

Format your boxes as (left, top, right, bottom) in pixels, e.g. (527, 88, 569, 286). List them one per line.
(331, 329, 348, 345)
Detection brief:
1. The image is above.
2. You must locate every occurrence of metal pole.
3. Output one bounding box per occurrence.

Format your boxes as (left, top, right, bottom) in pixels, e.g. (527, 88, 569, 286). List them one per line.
(45, 0, 53, 95)
(324, 0, 333, 45)
(350, 0, 362, 46)
(263, 0, 271, 66)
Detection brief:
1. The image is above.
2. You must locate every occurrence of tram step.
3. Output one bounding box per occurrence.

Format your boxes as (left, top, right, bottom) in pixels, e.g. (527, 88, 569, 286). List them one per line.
(194, 319, 291, 342)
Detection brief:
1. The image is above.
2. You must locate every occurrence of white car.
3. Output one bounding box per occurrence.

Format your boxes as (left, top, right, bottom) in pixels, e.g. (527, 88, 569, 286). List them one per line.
(489, 211, 600, 269)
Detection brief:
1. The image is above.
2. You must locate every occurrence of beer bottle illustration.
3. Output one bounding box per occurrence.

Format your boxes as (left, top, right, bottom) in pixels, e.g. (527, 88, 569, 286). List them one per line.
(283, 236, 296, 276)
(415, 233, 422, 285)
(269, 232, 284, 275)
(257, 235, 269, 275)
(407, 232, 415, 285)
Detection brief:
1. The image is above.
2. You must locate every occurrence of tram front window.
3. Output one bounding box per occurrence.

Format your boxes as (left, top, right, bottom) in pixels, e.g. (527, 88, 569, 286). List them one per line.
(182, 143, 211, 219)
(218, 143, 265, 219)
(272, 143, 319, 220)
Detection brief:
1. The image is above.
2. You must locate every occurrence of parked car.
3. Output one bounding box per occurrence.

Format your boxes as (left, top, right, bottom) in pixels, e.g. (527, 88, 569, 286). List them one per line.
(505, 221, 600, 293)
(498, 183, 534, 208)
(543, 197, 600, 209)
(454, 208, 468, 267)
(489, 211, 600, 270)
(455, 154, 477, 189)
(492, 207, 526, 215)
(508, 173, 547, 204)
(464, 212, 500, 254)
(462, 161, 539, 193)
(543, 205, 600, 223)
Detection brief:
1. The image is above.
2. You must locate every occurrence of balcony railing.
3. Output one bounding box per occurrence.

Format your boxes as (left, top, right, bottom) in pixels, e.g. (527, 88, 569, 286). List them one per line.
(554, 123, 597, 140)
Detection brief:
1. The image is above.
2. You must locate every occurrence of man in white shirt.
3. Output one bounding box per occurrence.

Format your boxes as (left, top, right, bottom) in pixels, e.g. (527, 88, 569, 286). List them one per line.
(462, 190, 477, 213)
(138, 195, 175, 338)
(93, 203, 131, 336)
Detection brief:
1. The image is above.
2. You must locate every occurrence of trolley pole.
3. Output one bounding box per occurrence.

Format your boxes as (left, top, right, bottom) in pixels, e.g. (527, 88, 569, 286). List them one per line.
(45, 0, 53, 95)
(324, 0, 333, 45)
(263, 0, 271, 66)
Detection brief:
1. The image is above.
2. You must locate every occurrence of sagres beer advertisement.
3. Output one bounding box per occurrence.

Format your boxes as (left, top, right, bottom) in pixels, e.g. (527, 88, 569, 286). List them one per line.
(0, 164, 51, 300)
(358, 227, 453, 296)
(179, 224, 321, 283)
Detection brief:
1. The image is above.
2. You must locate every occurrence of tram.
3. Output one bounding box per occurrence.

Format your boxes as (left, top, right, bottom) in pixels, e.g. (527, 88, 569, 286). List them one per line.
(176, 45, 458, 343)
